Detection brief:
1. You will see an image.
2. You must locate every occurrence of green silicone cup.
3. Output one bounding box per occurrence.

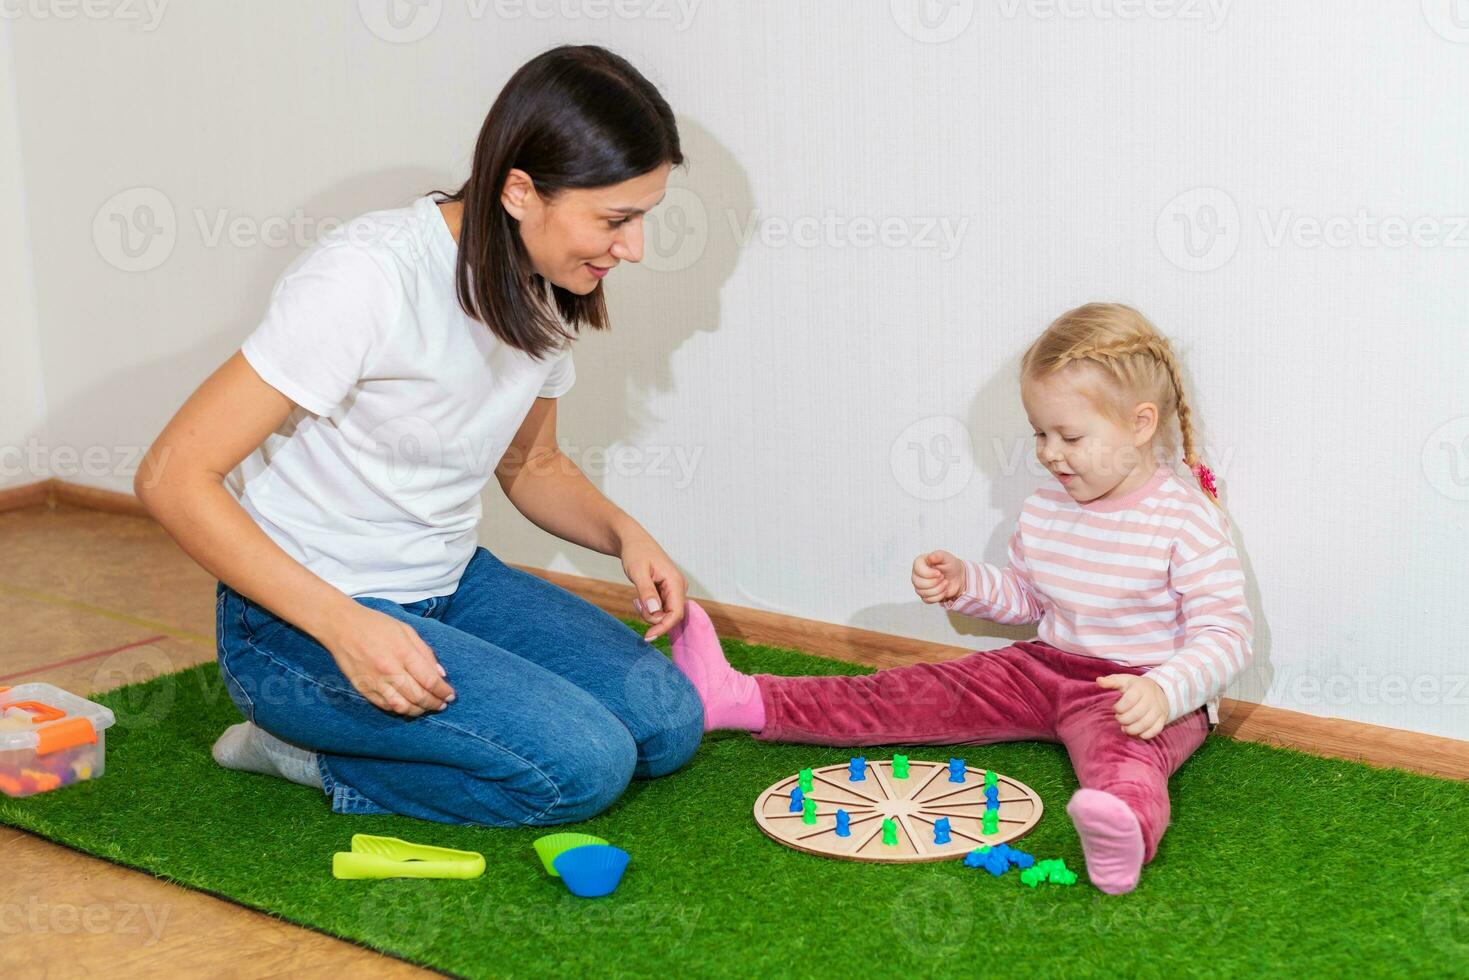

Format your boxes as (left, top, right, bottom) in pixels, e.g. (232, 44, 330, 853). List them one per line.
(533, 833, 609, 877)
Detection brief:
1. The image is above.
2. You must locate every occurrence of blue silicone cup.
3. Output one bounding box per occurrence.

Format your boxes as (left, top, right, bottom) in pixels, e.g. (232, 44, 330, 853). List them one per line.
(551, 844, 630, 898)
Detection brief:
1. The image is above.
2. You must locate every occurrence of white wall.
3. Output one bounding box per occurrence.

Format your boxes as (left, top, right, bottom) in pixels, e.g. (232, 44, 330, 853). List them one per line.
(0, 22, 46, 490)
(7, 2, 1468, 740)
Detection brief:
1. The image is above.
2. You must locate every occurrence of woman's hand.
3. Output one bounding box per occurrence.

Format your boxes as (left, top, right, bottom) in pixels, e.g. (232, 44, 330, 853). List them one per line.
(619, 530, 687, 642)
(1097, 674, 1169, 739)
(912, 550, 965, 604)
(320, 605, 456, 717)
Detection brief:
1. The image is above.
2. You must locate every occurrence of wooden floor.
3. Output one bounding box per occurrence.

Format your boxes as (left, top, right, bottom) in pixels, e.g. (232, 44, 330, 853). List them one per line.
(0, 502, 431, 978)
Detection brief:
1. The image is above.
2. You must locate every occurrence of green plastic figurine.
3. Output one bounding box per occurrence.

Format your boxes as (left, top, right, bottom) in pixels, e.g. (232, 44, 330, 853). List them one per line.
(802, 798, 818, 824)
(881, 818, 898, 846)
(1033, 858, 1076, 885)
(1015, 858, 1078, 888)
(982, 811, 999, 835)
(984, 769, 998, 789)
(798, 768, 814, 792)
(892, 754, 909, 778)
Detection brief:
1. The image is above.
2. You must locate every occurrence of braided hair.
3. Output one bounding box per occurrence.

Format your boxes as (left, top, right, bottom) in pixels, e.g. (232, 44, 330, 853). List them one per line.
(1020, 303, 1220, 504)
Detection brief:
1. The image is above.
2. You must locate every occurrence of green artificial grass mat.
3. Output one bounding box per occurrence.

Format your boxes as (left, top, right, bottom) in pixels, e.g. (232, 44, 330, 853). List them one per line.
(4, 631, 1469, 979)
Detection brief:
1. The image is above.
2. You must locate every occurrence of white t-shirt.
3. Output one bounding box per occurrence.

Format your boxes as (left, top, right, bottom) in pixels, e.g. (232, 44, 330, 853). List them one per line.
(226, 193, 576, 602)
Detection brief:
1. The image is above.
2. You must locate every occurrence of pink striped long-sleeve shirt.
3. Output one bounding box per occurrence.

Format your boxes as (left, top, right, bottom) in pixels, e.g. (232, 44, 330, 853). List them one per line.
(941, 463, 1253, 724)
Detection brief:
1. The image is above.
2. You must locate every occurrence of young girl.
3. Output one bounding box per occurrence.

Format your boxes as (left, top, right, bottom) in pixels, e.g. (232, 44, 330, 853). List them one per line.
(669, 302, 1252, 894)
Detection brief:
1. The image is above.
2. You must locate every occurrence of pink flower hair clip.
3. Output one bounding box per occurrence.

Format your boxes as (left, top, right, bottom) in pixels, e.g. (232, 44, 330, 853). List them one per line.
(1191, 460, 1219, 499)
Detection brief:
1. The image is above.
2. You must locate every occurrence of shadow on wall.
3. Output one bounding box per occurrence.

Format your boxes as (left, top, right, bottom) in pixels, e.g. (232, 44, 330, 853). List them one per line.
(1145, 337, 1275, 708)
(847, 353, 1040, 652)
(483, 116, 751, 607)
(849, 343, 1273, 707)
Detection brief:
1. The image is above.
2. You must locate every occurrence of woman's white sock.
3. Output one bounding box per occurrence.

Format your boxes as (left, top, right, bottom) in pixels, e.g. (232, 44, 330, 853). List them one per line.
(211, 722, 323, 790)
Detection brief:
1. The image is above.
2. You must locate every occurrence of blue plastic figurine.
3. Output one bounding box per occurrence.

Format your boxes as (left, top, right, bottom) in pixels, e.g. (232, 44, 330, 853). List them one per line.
(835, 809, 851, 837)
(962, 842, 1037, 877)
(985, 785, 1000, 810)
(981, 848, 1009, 876)
(948, 758, 966, 783)
(848, 757, 867, 782)
(933, 817, 951, 845)
(789, 787, 804, 812)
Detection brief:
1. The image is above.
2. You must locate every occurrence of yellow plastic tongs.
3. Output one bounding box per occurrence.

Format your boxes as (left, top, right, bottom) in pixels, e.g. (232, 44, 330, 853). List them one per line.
(332, 833, 486, 880)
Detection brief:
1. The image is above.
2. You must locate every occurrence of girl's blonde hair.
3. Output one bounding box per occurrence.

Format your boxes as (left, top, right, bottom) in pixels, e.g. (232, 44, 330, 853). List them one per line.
(1020, 302, 1220, 504)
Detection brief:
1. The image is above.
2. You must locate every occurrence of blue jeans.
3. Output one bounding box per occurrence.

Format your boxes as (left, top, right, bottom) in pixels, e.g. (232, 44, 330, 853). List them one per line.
(214, 546, 704, 826)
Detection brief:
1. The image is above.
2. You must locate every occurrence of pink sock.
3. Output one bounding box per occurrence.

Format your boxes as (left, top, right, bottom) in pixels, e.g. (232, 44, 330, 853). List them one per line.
(670, 600, 765, 733)
(1066, 788, 1146, 895)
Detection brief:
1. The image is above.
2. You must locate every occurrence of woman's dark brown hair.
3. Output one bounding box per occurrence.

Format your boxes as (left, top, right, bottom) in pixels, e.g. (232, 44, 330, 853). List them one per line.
(429, 45, 683, 359)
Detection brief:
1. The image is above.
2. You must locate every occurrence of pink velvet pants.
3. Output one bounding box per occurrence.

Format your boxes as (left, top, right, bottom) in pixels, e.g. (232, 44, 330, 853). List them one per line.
(752, 639, 1208, 861)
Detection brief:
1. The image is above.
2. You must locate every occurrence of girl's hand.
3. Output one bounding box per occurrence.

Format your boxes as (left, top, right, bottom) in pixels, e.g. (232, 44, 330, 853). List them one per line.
(912, 550, 965, 604)
(321, 605, 456, 717)
(1097, 674, 1169, 739)
(620, 532, 687, 642)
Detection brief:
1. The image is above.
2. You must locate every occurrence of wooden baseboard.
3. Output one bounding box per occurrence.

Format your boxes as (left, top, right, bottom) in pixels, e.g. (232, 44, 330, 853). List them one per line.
(518, 566, 1469, 782)
(53, 480, 151, 517)
(516, 565, 976, 671)
(0, 479, 54, 511)
(8, 480, 1464, 779)
(0, 479, 150, 518)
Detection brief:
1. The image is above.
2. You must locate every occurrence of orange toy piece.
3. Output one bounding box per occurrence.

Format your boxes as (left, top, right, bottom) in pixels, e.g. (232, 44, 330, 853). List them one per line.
(0, 773, 22, 796)
(22, 768, 61, 792)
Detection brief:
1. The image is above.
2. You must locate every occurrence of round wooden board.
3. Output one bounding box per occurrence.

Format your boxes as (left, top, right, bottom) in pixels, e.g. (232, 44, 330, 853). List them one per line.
(753, 758, 1044, 863)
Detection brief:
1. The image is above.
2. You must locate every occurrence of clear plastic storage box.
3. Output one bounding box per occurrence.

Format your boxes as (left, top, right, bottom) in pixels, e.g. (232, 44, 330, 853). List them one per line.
(0, 683, 116, 797)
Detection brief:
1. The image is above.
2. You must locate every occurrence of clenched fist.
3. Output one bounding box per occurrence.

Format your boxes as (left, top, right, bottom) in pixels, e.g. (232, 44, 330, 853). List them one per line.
(1097, 674, 1170, 740)
(912, 550, 965, 604)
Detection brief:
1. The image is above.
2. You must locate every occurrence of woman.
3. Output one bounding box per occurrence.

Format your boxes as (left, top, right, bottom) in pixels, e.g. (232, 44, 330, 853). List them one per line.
(136, 45, 705, 826)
